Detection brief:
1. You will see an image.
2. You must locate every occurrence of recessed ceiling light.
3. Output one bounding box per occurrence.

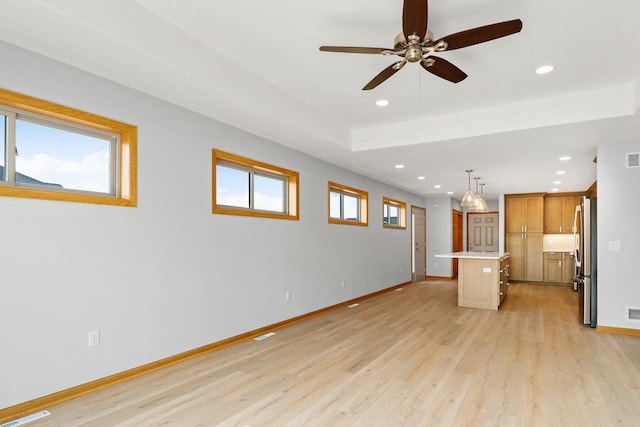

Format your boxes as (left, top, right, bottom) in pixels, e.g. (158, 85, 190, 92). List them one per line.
(556, 170, 566, 175)
(559, 156, 571, 161)
(434, 184, 442, 189)
(417, 176, 426, 180)
(536, 65, 554, 74)
(376, 99, 389, 107)
(447, 191, 453, 195)
(395, 164, 404, 169)
(551, 188, 559, 192)
(553, 180, 562, 185)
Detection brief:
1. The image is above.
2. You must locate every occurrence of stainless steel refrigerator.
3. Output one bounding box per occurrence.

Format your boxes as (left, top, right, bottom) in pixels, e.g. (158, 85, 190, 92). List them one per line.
(573, 196, 597, 327)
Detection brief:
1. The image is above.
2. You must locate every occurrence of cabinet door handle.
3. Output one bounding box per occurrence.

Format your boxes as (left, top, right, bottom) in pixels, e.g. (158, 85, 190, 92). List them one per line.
(559, 260, 561, 267)
(560, 225, 563, 232)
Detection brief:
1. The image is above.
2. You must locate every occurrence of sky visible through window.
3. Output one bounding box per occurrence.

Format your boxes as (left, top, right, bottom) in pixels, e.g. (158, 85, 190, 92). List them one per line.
(11, 119, 111, 192)
(330, 191, 359, 220)
(216, 164, 285, 212)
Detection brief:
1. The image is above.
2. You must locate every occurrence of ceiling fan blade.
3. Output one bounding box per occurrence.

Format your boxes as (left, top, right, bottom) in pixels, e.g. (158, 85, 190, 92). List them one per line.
(319, 46, 388, 55)
(363, 61, 406, 90)
(402, 0, 428, 41)
(421, 56, 467, 83)
(434, 19, 522, 51)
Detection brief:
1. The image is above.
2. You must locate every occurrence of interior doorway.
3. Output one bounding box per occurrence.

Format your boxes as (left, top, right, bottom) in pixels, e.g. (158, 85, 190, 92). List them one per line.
(411, 206, 426, 281)
(467, 212, 499, 252)
(452, 210, 463, 278)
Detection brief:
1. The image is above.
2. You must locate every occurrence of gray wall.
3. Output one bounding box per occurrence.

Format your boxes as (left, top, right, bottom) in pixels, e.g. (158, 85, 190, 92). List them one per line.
(0, 43, 424, 408)
(425, 196, 454, 277)
(597, 140, 640, 328)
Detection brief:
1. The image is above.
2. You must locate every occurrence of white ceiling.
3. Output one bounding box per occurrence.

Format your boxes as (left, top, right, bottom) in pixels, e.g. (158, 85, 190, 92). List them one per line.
(2, 0, 639, 201)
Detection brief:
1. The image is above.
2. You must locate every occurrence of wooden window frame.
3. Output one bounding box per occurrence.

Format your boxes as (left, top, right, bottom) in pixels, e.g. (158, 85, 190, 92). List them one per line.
(0, 88, 137, 207)
(212, 149, 299, 220)
(328, 181, 368, 226)
(382, 196, 407, 229)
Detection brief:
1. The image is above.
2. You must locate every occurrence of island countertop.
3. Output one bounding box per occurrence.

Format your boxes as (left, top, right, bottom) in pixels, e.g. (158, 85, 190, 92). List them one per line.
(435, 251, 509, 260)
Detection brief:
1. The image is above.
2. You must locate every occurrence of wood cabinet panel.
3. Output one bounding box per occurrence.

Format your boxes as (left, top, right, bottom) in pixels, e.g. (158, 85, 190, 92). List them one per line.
(543, 252, 576, 284)
(544, 257, 563, 282)
(505, 197, 525, 233)
(524, 233, 544, 282)
(544, 194, 582, 234)
(526, 197, 544, 233)
(544, 197, 563, 234)
(563, 196, 579, 233)
(505, 194, 544, 282)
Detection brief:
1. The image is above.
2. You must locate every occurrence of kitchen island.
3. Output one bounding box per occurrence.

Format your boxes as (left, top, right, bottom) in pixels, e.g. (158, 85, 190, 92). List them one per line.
(435, 252, 510, 310)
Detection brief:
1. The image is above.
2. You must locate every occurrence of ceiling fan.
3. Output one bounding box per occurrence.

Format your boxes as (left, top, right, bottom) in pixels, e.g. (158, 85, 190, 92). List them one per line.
(319, 0, 522, 90)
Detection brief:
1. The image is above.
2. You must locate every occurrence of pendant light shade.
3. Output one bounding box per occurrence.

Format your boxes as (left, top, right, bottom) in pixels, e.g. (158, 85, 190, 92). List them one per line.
(460, 169, 476, 208)
(477, 183, 489, 212)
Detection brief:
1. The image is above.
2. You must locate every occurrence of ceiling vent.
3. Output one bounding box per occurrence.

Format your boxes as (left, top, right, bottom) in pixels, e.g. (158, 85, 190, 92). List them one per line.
(625, 152, 640, 168)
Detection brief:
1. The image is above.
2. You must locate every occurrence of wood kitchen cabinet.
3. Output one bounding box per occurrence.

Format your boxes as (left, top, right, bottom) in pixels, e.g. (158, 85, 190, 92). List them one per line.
(505, 194, 544, 282)
(506, 194, 544, 233)
(507, 232, 543, 282)
(544, 194, 583, 234)
(544, 252, 575, 284)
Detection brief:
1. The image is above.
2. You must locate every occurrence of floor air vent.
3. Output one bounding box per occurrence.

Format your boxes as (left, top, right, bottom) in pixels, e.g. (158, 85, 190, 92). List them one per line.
(627, 307, 640, 321)
(626, 152, 640, 168)
(0, 411, 51, 427)
(254, 332, 276, 341)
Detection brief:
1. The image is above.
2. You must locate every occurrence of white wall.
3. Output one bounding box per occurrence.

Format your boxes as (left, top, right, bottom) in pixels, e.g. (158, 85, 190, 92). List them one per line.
(425, 196, 454, 277)
(0, 43, 425, 408)
(596, 140, 640, 329)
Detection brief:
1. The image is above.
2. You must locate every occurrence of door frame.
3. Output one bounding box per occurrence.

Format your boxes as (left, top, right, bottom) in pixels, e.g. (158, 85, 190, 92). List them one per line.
(452, 209, 463, 278)
(411, 205, 427, 282)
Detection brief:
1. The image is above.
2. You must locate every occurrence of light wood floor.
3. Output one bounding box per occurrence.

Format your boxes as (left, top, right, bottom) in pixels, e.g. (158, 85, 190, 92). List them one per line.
(26, 281, 640, 426)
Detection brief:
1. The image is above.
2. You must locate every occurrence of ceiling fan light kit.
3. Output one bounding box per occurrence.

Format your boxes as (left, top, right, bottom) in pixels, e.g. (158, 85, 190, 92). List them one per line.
(320, 0, 522, 90)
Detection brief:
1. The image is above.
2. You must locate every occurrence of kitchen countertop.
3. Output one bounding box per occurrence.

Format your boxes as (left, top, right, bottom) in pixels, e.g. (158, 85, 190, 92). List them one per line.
(435, 251, 509, 260)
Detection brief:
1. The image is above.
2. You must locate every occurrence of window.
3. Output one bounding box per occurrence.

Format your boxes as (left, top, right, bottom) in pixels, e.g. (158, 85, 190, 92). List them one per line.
(0, 88, 137, 206)
(212, 149, 299, 220)
(328, 181, 368, 226)
(383, 197, 407, 229)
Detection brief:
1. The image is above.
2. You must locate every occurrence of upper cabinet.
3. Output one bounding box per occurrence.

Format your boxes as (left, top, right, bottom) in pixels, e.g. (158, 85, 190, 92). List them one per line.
(544, 194, 583, 234)
(505, 194, 544, 233)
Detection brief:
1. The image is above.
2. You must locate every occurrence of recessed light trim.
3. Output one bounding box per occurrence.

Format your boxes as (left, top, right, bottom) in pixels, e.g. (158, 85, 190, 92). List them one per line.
(376, 99, 389, 107)
(417, 176, 426, 180)
(447, 191, 453, 195)
(395, 164, 404, 169)
(556, 170, 566, 175)
(434, 184, 442, 189)
(553, 180, 562, 185)
(550, 188, 559, 192)
(559, 156, 571, 161)
(536, 65, 554, 74)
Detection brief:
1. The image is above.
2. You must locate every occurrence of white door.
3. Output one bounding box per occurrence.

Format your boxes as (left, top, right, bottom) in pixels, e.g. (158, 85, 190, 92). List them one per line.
(412, 206, 426, 281)
(468, 212, 498, 252)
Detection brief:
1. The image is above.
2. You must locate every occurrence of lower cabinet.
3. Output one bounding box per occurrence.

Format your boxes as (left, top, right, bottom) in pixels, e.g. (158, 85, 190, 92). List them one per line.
(458, 256, 509, 310)
(543, 252, 575, 284)
(506, 232, 543, 282)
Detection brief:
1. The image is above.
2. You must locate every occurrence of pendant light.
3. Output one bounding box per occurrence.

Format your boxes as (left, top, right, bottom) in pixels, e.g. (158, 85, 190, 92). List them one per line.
(476, 183, 489, 212)
(469, 177, 482, 211)
(460, 169, 476, 208)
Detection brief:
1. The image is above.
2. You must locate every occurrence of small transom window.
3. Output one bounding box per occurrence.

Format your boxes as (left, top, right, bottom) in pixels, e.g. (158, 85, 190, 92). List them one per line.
(212, 149, 299, 220)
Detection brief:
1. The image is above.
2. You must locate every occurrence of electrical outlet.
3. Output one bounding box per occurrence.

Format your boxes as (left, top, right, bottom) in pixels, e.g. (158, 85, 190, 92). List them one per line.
(285, 290, 291, 301)
(341, 279, 345, 288)
(88, 330, 100, 348)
